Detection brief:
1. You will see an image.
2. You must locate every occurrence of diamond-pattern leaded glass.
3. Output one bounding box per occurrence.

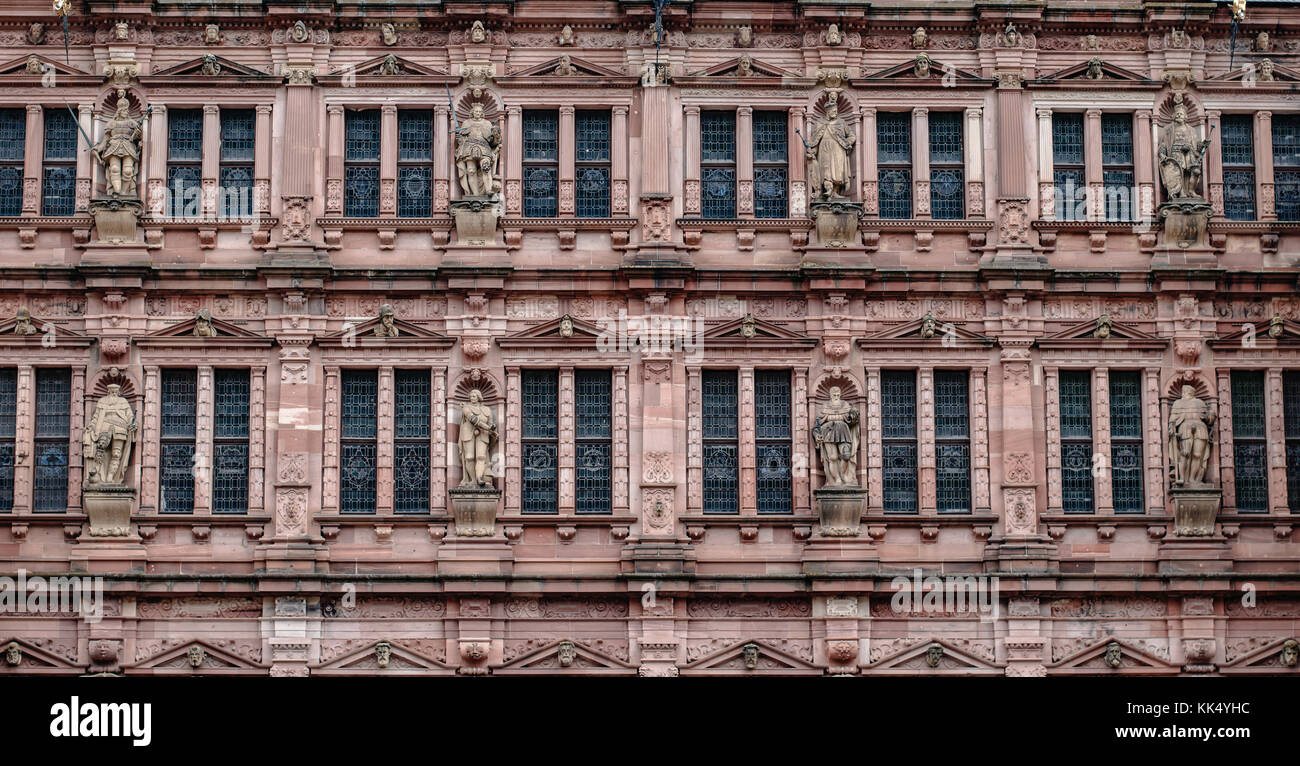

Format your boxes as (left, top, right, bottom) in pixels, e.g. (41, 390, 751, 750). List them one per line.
(1285, 372, 1300, 511)
(576, 110, 610, 162)
(218, 166, 254, 218)
(0, 368, 12, 511)
(217, 110, 255, 218)
(1274, 116, 1300, 220)
(930, 168, 964, 220)
(1059, 370, 1094, 513)
(524, 167, 557, 218)
(882, 371, 916, 440)
(398, 166, 432, 218)
(395, 442, 430, 514)
(701, 111, 736, 162)
(1053, 113, 1084, 165)
(936, 443, 971, 513)
(214, 369, 249, 439)
(161, 369, 196, 439)
(756, 370, 792, 514)
(42, 165, 74, 217)
(167, 165, 201, 218)
(754, 112, 789, 218)
(524, 110, 558, 161)
(754, 166, 787, 219)
(160, 442, 194, 514)
(395, 370, 430, 440)
(1222, 115, 1255, 165)
(523, 443, 558, 515)
(879, 168, 912, 219)
(341, 370, 377, 514)
(1101, 114, 1133, 165)
(754, 111, 787, 164)
(522, 371, 558, 439)
(523, 370, 558, 514)
(934, 371, 969, 439)
(345, 111, 380, 218)
(1054, 168, 1085, 222)
(1109, 371, 1144, 513)
(1277, 170, 1300, 221)
(219, 109, 255, 162)
(576, 369, 612, 514)
(0, 109, 23, 217)
(345, 110, 380, 161)
(523, 112, 559, 217)
(42, 108, 76, 160)
(703, 370, 738, 514)
(342, 370, 377, 440)
(341, 443, 376, 513)
(1232, 370, 1267, 511)
(882, 370, 917, 513)
(0, 165, 20, 217)
(577, 443, 611, 515)
(574, 110, 612, 218)
(0, 442, 12, 513)
(394, 369, 430, 514)
(167, 110, 203, 217)
(211, 369, 249, 514)
(1222, 116, 1256, 221)
(345, 166, 379, 218)
(1223, 170, 1256, 220)
(883, 443, 918, 514)
(701, 112, 737, 220)
(398, 110, 432, 161)
(397, 111, 433, 218)
(877, 112, 911, 164)
(929, 112, 963, 164)
(1101, 170, 1134, 222)
(160, 369, 196, 514)
(934, 370, 971, 513)
(576, 166, 610, 218)
(213, 443, 249, 514)
(32, 369, 70, 512)
(702, 166, 736, 219)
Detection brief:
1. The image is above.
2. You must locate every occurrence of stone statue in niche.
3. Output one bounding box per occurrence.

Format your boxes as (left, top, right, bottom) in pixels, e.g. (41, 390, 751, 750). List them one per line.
(454, 102, 501, 198)
(1158, 98, 1209, 201)
(1167, 385, 1215, 487)
(12, 306, 37, 335)
(807, 99, 856, 201)
(84, 384, 136, 486)
(458, 390, 497, 489)
(93, 90, 144, 199)
(374, 304, 399, 337)
(193, 309, 217, 337)
(814, 387, 860, 487)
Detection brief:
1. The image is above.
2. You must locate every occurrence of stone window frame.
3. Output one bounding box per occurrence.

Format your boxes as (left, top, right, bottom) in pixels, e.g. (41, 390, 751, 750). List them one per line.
(1205, 363, 1298, 518)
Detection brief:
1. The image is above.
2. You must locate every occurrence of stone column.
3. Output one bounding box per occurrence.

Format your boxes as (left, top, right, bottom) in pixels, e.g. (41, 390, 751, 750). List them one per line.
(558, 367, 575, 513)
(790, 107, 808, 217)
(918, 367, 937, 513)
(504, 368, 521, 513)
(998, 339, 1038, 537)
(67, 367, 85, 512)
(255, 105, 272, 215)
(865, 368, 883, 512)
(686, 366, 702, 512)
(76, 104, 93, 213)
(1044, 367, 1063, 513)
(139, 366, 161, 514)
(379, 105, 397, 216)
(1267, 368, 1288, 514)
(272, 336, 319, 546)
(376, 367, 394, 514)
(613, 366, 630, 513)
(993, 76, 1032, 256)
(249, 366, 267, 514)
(1084, 108, 1102, 221)
(912, 107, 930, 219)
(321, 365, 340, 513)
(147, 106, 168, 215)
(1257, 111, 1276, 220)
(12, 365, 33, 512)
(201, 105, 220, 218)
(739, 367, 756, 514)
(1092, 366, 1113, 514)
(280, 64, 316, 241)
(683, 105, 701, 216)
(736, 106, 754, 217)
(436, 105, 453, 214)
(22, 106, 42, 215)
(193, 366, 213, 514)
(793, 369, 811, 514)
(1136, 110, 1155, 221)
(1205, 109, 1225, 218)
(971, 367, 991, 513)
(859, 106, 876, 214)
(1143, 368, 1165, 514)
(558, 106, 575, 216)
(432, 367, 447, 513)
(965, 107, 984, 217)
(612, 106, 629, 215)
(1216, 369, 1236, 509)
(1036, 107, 1053, 220)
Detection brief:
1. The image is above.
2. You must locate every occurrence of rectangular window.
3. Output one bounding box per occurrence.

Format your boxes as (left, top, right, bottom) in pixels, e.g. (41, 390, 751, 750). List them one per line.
(1221, 114, 1256, 221)
(882, 370, 918, 513)
(753, 110, 788, 219)
(878, 112, 912, 219)
(755, 370, 792, 514)
(34, 369, 70, 512)
(522, 370, 558, 514)
(397, 110, 433, 218)
(1101, 113, 1134, 222)
(160, 369, 196, 513)
(1059, 370, 1094, 513)
(934, 370, 971, 513)
(1052, 113, 1085, 222)
(1108, 371, 1144, 513)
(394, 369, 430, 514)
(1285, 371, 1300, 512)
(575, 370, 612, 514)
(344, 110, 380, 217)
(701, 111, 737, 219)
(1231, 370, 1268, 512)
(523, 110, 559, 218)
(167, 108, 203, 219)
(42, 108, 77, 217)
(1273, 115, 1300, 221)
(929, 112, 964, 220)
(340, 370, 377, 513)
(575, 110, 611, 218)
(213, 369, 249, 514)
(0, 369, 16, 510)
(218, 108, 254, 218)
(702, 370, 739, 513)
(0, 109, 24, 217)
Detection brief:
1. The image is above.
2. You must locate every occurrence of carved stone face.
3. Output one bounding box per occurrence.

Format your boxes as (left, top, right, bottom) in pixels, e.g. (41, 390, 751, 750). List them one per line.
(557, 640, 577, 667)
(106, 384, 122, 398)
(188, 645, 205, 668)
(29, 23, 45, 45)
(1281, 639, 1299, 667)
(1173, 104, 1187, 124)
(205, 25, 220, 44)
(742, 643, 760, 669)
(471, 103, 485, 120)
(375, 641, 391, 668)
(469, 389, 483, 404)
(1104, 642, 1123, 668)
(829, 386, 842, 403)
(4, 642, 20, 666)
(1181, 384, 1195, 399)
(382, 23, 397, 46)
(825, 104, 838, 121)
(925, 644, 944, 668)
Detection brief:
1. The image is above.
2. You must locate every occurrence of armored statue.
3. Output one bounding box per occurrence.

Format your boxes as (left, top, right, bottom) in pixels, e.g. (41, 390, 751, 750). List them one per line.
(374, 304, 399, 337)
(454, 102, 501, 198)
(84, 384, 136, 486)
(814, 387, 860, 487)
(93, 90, 144, 199)
(1158, 100, 1210, 201)
(458, 389, 497, 488)
(807, 100, 856, 201)
(1167, 385, 1215, 487)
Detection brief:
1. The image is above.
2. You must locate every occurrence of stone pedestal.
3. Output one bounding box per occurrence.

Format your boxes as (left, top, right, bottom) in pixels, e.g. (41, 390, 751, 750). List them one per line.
(814, 486, 865, 537)
(437, 537, 513, 577)
(1171, 486, 1221, 537)
(1158, 199, 1211, 248)
(1157, 537, 1233, 574)
(90, 197, 143, 244)
(449, 486, 501, 537)
(810, 200, 863, 248)
(83, 485, 135, 538)
(450, 197, 500, 246)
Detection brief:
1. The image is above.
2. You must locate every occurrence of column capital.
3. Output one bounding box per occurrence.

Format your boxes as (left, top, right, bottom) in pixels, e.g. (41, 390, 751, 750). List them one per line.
(327, 103, 344, 116)
(857, 105, 874, 117)
(1085, 107, 1102, 118)
(559, 104, 575, 116)
(78, 103, 94, 116)
(27, 104, 42, 115)
(612, 104, 629, 117)
(203, 104, 220, 115)
(256, 104, 273, 116)
(381, 103, 398, 115)
(1137, 109, 1154, 120)
(1257, 110, 1273, 120)
(965, 106, 983, 119)
(912, 106, 929, 117)
(1036, 107, 1052, 120)
(505, 104, 521, 116)
(683, 104, 701, 117)
(737, 105, 753, 117)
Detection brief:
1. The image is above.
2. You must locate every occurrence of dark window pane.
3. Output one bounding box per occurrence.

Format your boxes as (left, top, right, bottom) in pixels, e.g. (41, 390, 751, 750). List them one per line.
(522, 443, 557, 514)
(42, 165, 74, 217)
(1231, 370, 1266, 438)
(1223, 169, 1256, 221)
(1061, 442, 1095, 513)
(757, 443, 792, 514)
(524, 110, 558, 161)
(0, 369, 14, 438)
(576, 442, 611, 515)
(702, 371, 738, 440)
(754, 166, 787, 219)
(877, 112, 911, 164)
(345, 110, 380, 162)
(1232, 370, 1268, 511)
(161, 369, 196, 439)
(219, 109, 255, 162)
(1101, 114, 1133, 165)
(395, 370, 430, 440)
(882, 370, 917, 513)
(1234, 442, 1268, 512)
(702, 166, 736, 219)
(930, 167, 964, 220)
(1221, 115, 1254, 166)
(575, 110, 610, 162)
(753, 110, 787, 164)
(936, 443, 970, 513)
(160, 442, 195, 514)
(1052, 113, 1084, 166)
(1101, 170, 1134, 222)
(213, 443, 248, 514)
(344, 166, 379, 217)
(1273, 115, 1300, 167)
(879, 168, 912, 219)
(1276, 169, 1300, 221)
(935, 371, 969, 438)
(575, 166, 610, 218)
(395, 442, 430, 514)
(0, 109, 24, 161)
(398, 166, 431, 218)
(1109, 369, 1144, 513)
(167, 109, 203, 162)
(756, 370, 792, 515)
(43, 108, 77, 161)
(1110, 442, 1144, 513)
(703, 370, 739, 514)
(703, 444, 738, 514)
(523, 167, 557, 218)
(218, 166, 254, 217)
(33, 441, 68, 512)
(522, 371, 558, 440)
(575, 370, 611, 440)
(342, 370, 378, 440)
(0, 443, 12, 512)
(1059, 370, 1093, 438)
(1054, 169, 1086, 222)
(167, 165, 201, 218)
(1108, 371, 1142, 440)
(883, 443, 918, 513)
(755, 371, 791, 439)
(1059, 370, 1094, 514)
(522, 370, 558, 514)
(701, 111, 735, 162)
(882, 371, 916, 439)
(341, 443, 376, 513)
(398, 110, 432, 161)
(0, 165, 22, 217)
(928, 112, 963, 164)
(214, 369, 249, 440)
(35, 368, 70, 438)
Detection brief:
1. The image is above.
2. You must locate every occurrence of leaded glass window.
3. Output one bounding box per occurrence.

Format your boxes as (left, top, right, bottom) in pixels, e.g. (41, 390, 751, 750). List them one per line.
(701, 111, 736, 219)
(1273, 115, 1300, 221)
(160, 369, 196, 514)
(167, 109, 203, 219)
(702, 370, 739, 514)
(882, 370, 917, 513)
(935, 370, 971, 513)
(575, 370, 612, 514)
(1108, 371, 1144, 513)
(576, 110, 611, 218)
(344, 110, 380, 217)
(1284, 371, 1300, 512)
(0, 109, 23, 217)
(1053, 113, 1085, 221)
(397, 110, 433, 218)
(1231, 370, 1267, 512)
(395, 369, 430, 514)
(1100, 114, 1134, 221)
(1059, 370, 1094, 513)
(756, 370, 792, 514)
(218, 109, 254, 218)
(523, 110, 558, 217)
(42, 108, 76, 217)
(929, 113, 964, 220)
(753, 110, 788, 218)
(878, 112, 912, 219)
(213, 369, 249, 514)
(522, 370, 558, 514)
(341, 370, 377, 514)
(0, 369, 13, 511)
(1221, 115, 1256, 220)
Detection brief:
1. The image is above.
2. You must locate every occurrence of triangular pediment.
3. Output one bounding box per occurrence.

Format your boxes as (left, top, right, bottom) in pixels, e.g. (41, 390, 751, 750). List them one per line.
(680, 640, 822, 675)
(128, 640, 264, 674)
(687, 56, 804, 79)
(0, 637, 81, 674)
(150, 55, 272, 78)
(497, 639, 636, 675)
(145, 315, 265, 339)
(1209, 61, 1300, 83)
(0, 53, 87, 76)
(333, 54, 447, 78)
(703, 315, 814, 345)
(1209, 317, 1300, 348)
(312, 640, 454, 675)
(870, 639, 1000, 673)
(1037, 59, 1155, 83)
(1221, 637, 1300, 674)
(504, 314, 604, 339)
(0, 313, 88, 341)
(861, 58, 986, 84)
(508, 56, 628, 79)
(1042, 317, 1162, 342)
(1049, 638, 1176, 674)
(859, 318, 994, 348)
